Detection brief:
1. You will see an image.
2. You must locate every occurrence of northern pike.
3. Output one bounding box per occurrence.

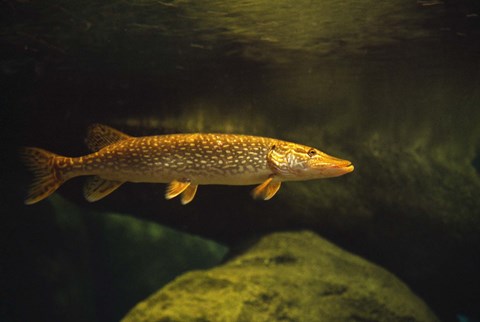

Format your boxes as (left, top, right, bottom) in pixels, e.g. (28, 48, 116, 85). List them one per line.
(21, 124, 354, 205)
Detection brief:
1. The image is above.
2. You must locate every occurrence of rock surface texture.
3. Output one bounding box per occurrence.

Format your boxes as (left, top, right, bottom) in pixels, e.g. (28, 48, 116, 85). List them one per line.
(122, 231, 439, 322)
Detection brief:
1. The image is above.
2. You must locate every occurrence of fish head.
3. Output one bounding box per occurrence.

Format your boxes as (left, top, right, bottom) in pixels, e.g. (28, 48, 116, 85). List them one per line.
(268, 142, 354, 181)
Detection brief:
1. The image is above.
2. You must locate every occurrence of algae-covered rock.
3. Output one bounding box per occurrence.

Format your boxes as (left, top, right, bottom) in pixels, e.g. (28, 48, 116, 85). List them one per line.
(122, 231, 438, 322)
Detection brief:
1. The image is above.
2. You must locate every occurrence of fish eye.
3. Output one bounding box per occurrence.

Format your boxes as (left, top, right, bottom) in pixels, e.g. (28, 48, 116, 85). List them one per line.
(308, 149, 317, 157)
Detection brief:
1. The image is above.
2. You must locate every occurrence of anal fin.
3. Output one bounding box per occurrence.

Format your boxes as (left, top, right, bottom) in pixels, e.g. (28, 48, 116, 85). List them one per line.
(84, 176, 124, 202)
(181, 184, 198, 205)
(252, 176, 281, 200)
(165, 179, 191, 200)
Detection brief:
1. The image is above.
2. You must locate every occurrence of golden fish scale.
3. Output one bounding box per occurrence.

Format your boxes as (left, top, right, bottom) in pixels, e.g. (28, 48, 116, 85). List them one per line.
(74, 134, 277, 185)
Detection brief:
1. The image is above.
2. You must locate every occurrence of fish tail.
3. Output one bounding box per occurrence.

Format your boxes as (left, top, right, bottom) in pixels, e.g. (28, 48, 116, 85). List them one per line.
(20, 147, 64, 205)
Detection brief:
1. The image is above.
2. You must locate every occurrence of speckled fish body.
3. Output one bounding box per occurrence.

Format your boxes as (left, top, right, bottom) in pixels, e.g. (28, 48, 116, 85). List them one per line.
(82, 134, 276, 186)
(21, 124, 354, 205)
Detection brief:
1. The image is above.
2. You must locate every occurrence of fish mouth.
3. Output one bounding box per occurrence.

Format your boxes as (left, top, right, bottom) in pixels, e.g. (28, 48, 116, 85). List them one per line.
(306, 159, 354, 178)
(328, 162, 354, 176)
(335, 161, 354, 172)
(310, 158, 353, 168)
(342, 163, 354, 173)
(324, 157, 353, 169)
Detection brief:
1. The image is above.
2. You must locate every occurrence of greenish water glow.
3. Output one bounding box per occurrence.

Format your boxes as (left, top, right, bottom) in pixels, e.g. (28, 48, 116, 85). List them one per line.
(46, 195, 228, 322)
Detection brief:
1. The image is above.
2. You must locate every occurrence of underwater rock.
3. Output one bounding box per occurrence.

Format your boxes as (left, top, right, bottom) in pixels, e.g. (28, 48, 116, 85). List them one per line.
(122, 231, 439, 322)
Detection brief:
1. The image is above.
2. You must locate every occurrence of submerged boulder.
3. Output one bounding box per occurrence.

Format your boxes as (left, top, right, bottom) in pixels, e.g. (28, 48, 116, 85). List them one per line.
(122, 231, 438, 322)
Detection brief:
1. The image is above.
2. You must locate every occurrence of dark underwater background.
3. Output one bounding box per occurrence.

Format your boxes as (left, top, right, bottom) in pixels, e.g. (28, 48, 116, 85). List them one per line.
(1, 0, 479, 321)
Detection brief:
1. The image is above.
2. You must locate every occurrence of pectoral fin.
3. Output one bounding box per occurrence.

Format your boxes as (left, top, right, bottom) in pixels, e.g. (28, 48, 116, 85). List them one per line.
(181, 184, 198, 205)
(165, 179, 191, 200)
(84, 176, 124, 202)
(252, 177, 281, 200)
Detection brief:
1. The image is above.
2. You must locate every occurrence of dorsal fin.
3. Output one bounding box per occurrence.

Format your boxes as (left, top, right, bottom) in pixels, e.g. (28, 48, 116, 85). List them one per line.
(85, 124, 132, 151)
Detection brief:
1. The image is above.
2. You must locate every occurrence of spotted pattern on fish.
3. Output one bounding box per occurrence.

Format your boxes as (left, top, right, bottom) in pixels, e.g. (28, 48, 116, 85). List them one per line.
(21, 124, 354, 205)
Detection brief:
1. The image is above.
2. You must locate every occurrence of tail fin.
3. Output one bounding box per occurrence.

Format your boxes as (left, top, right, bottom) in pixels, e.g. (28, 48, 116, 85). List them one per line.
(20, 147, 64, 205)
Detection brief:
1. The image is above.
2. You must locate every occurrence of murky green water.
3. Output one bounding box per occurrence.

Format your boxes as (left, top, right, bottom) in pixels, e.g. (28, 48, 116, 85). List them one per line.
(2, 1, 479, 321)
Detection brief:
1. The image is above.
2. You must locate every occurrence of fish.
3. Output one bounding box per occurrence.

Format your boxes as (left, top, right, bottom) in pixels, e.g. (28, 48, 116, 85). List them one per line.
(21, 124, 354, 205)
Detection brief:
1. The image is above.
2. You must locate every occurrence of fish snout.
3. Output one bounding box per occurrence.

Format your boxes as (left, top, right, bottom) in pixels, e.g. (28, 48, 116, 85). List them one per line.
(308, 154, 354, 178)
(334, 159, 354, 172)
(327, 158, 354, 177)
